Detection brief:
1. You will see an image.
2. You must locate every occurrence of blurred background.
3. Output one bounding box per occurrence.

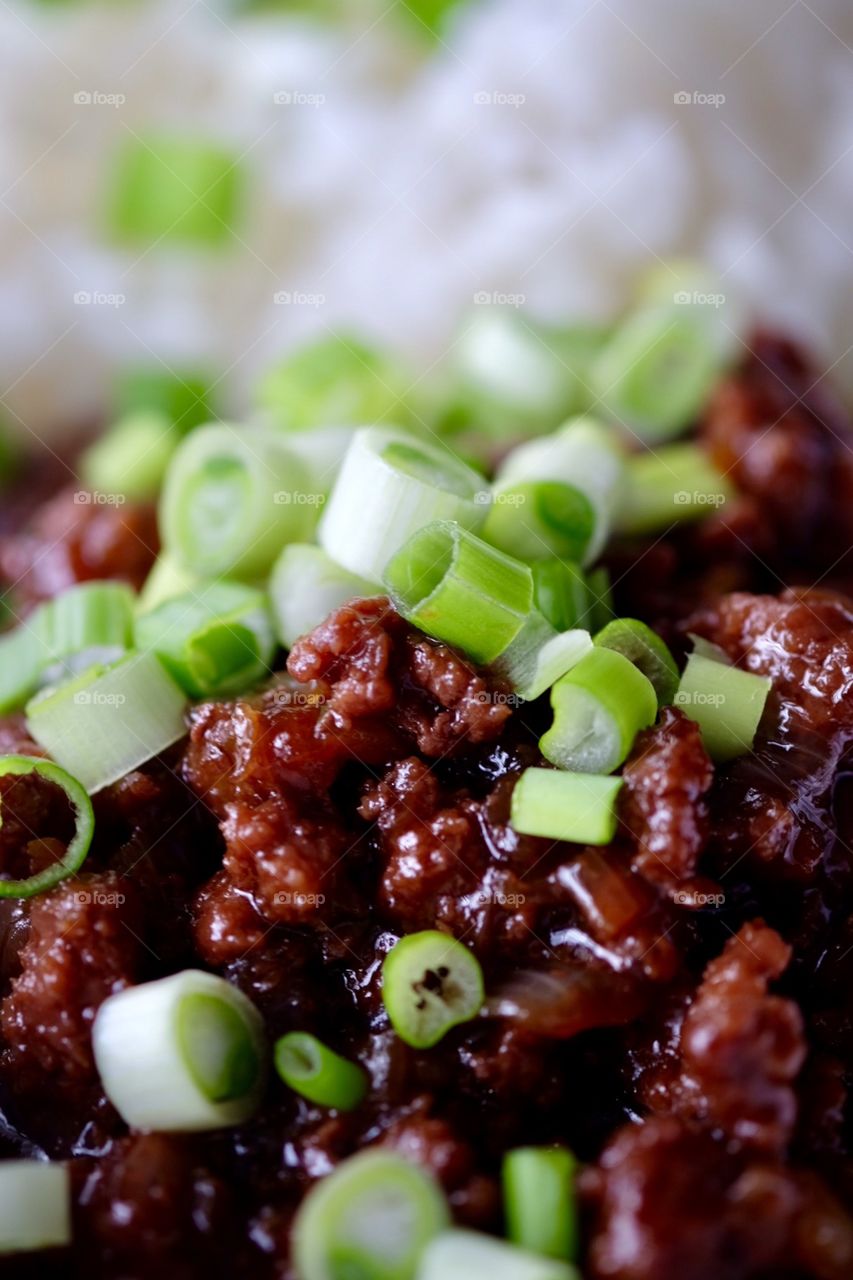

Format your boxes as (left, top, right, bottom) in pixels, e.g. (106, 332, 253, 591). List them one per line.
(1, 0, 852, 442)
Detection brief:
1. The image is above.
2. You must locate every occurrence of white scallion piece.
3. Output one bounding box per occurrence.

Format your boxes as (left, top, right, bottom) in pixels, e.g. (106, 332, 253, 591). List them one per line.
(418, 1229, 579, 1280)
(92, 969, 266, 1132)
(0, 1161, 71, 1255)
(270, 544, 380, 649)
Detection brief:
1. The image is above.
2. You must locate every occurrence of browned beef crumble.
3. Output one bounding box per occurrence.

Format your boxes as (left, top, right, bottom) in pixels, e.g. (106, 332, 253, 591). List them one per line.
(2, 335, 853, 1279)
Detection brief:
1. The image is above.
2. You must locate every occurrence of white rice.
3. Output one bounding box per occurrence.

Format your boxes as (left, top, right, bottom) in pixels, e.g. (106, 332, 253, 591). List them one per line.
(0, 0, 852, 439)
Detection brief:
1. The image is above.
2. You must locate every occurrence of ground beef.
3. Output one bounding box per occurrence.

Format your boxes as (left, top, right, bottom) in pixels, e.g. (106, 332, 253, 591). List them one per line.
(0, 486, 158, 610)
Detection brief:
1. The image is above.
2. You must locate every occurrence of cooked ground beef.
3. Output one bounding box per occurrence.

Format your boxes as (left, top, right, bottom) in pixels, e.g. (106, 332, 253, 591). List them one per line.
(1, 334, 853, 1279)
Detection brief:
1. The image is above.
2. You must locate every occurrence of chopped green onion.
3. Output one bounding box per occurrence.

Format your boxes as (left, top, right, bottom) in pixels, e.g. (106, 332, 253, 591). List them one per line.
(618, 443, 733, 535)
(419, 1229, 579, 1280)
(452, 312, 602, 439)
(270, 544, 379, 649)
(492, 614, 592, 702)
(510, 768, 623, 846)
(114, 366, 215, 434)
(0, 1161, 71, 1255)
(275, 1032, 367, 1111)
(258, 334, 416, 433)
(496, 417, 626, 564)
(540, 647, 657, 774)
(674, 650, 771, 762)
(503, 1146, 579, 1261)
(0, 755, 94, 898)
(384, 521, 532, 665)
(137, 554, 201, 614)
(532, 561, 591, 633)
(109, 134, 243, 247)
(590, 305, 723, 444)
(26, 651, 188, 794)
(382, 929, 484, 1049)
(160, 423, 318, 579)
(482, 481, 595, 564)
(584, 567, 614, 632)
(0, 624, 48, 714)
(80, 410, 177, 501)
(135, 581, 276, 698)
(293, 1150, 449, 1280)
(594, 618, 679, 706)
(319, 427, 487, 583)
(279, 425, 359, 498)
(92, 969, 265, 1131)
(40, 581, 135, 682)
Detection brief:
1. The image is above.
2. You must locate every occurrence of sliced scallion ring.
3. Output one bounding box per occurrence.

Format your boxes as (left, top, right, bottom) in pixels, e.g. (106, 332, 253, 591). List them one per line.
(491, 613, 592, 702)
(503, 1146, 579, 1261)
(0, 755, 94, 899)
(137, 553, 201, 614)
(594, 617, 679, 707)
(532, 561, 591, 633)
(135, 580, 276, 698)
(292, 1149, 449, 1280)
(481, 480, 595, 564)
(539, 646, 657, 774)
(26, 651, 188, 794)
(510, 767, 623, 847)
(92, 969, 266, 1131)
(618, 443, 733, 535)
(270, 544, 379, 649)
(381, 930, 484, 1049)
(80, 409, 177, 502)
(319, 426, 487, 582)
(160, 423, 318, 579)
(674, 650, 771, 762)
(275, 1032, 367, 1111)
(419, 1229, 579, 1280)
(384, 521, 532, 665)
(39, 581, 135, 684)
(0, 1161, 71, 1255)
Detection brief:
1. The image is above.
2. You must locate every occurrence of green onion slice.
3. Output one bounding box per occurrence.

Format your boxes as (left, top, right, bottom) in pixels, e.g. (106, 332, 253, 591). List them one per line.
(109, 134, 242, 247)
(114, 366, 215, 435)
(594, 617, 679, 706)
(40, 581, 135, 683)
(319, 426, 487, 583)
(80, 410, 177, 502)
(591, 305, 723, 444)
(137, 554, 201, 614)
(503, 1146, 579, 1261)
(293, 1149, 449, 1280)
(0, 625, 48, 715)
(384, 521, 532, 666)
(618, 443, 733, 535)
(419, 1229, 579, 1280)
(510, 768, 623, 847)
(135, 580, 276, 698)
(584, 567, 615, 633)
(160, 423, 318, 579)
(270, 544, 379, 650)
(275, 1032, 367, 1111)
(532, 561, 590, 633)
(495, 416, 626, 565)
(0, 755, 94, 899)
(92, 969, 266, 1131)
(0, 1161, 71, 1255)
(26, 651, 188, 794)
(675, 650, 771, 762)
(382, 930, 484, 1049)
(482, 480, 595, 564)
(492, 613, 592, 702)
(539, 646, 657, 774)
